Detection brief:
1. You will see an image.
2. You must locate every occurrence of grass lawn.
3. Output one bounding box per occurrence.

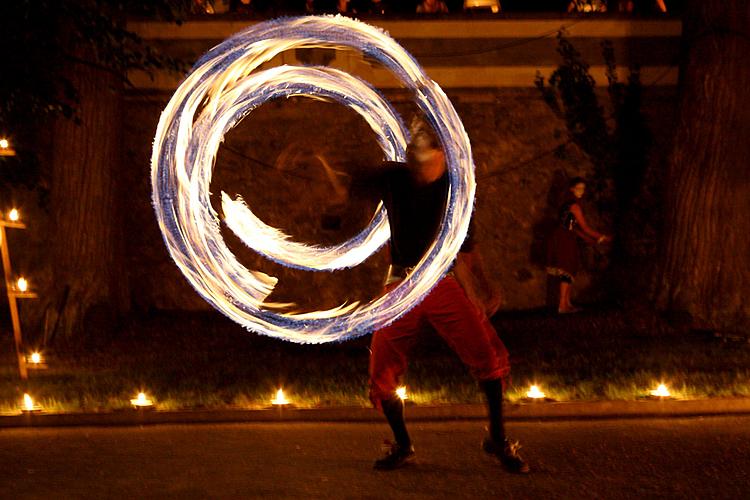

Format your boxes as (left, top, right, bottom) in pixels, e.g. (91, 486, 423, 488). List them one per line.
(1, 307, 749, 413)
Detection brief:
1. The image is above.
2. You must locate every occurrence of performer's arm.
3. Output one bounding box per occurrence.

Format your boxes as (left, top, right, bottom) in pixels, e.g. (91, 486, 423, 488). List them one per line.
(570, 203, 611, 244)
(315, 154, 350, 205)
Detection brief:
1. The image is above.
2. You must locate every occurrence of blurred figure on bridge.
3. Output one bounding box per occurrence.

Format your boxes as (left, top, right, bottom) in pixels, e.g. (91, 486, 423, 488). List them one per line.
(417, 0, 449, 13)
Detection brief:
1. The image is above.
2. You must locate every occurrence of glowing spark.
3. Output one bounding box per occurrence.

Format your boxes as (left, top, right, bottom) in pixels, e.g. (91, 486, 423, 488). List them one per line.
(151, 16, 475, 343)
(8, 208, 19, 221)
(396, 386, 408, 400)
(271, 388, 290, 405)
(30, 352, 41, 364)
(16, 277, 28, 292)
(650, 384, 671, 398)
(130, 392, 153, 408)
(526, 385, 546, 399)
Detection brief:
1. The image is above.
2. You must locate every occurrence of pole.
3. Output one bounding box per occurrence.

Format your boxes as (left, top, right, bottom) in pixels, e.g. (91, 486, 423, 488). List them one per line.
(0, 223, 28, 380)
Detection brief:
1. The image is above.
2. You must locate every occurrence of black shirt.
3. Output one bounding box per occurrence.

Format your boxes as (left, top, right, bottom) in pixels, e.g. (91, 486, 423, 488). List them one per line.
(363, 161, 474, 267)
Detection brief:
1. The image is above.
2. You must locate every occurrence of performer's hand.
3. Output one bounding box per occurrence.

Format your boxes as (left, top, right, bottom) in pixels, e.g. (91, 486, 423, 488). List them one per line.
(484, 290, 503, 318)
(463, 287, 486, 316)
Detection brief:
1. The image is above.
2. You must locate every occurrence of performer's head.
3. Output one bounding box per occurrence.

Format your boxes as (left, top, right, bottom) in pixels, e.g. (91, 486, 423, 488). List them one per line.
(407, 118, 443, 167)
(569, 177, 586, 199)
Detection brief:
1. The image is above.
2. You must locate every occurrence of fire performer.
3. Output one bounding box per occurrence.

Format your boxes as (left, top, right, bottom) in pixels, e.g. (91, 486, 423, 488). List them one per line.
(364, 121, 530, 473)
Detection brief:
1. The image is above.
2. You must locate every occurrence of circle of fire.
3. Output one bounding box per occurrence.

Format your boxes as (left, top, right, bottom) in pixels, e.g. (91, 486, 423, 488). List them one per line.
(152, 16, 475, 343)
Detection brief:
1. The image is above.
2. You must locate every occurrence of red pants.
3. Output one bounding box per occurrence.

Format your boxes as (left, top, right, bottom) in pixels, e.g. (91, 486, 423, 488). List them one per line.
(369, 275, 510, 408)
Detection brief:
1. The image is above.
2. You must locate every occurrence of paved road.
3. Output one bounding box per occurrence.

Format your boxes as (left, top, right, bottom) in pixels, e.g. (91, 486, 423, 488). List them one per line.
(1, 416, 749, 499)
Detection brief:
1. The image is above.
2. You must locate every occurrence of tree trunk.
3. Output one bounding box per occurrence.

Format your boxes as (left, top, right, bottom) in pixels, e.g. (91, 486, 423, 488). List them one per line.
(655, 0, 750, 331)
(48, 57, 129, 340)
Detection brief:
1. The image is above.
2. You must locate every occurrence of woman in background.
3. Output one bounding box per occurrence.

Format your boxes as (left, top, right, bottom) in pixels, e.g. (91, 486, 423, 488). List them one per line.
(546, 177, 611, 313)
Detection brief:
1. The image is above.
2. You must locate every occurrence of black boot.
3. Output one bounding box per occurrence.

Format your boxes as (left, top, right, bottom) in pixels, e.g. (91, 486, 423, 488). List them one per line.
(374, 396, 415, 470)
(480, 378, 530, 474)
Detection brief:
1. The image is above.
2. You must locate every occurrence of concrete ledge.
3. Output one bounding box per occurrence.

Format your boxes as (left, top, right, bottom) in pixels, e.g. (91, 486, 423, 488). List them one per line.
(129, 19, 682, 40)
(2, 398, 750, 429)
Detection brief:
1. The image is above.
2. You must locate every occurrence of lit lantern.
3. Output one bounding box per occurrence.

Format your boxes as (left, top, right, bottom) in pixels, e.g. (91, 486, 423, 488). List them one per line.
(16, 277, 28, 293)
(395, 386, 408, 401)
(649, 383, 671, 398)
(26, 350, 47, 370)
(271, 388, 290, 406)
(130, 392, 154, 408)
(526, 385, 546, 399)
(8, 209, 19, 222)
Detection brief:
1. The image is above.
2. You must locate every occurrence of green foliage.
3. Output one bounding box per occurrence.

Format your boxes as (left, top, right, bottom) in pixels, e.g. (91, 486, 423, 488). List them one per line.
(0, 0, 192, 192)
(535, 33, 653, 214)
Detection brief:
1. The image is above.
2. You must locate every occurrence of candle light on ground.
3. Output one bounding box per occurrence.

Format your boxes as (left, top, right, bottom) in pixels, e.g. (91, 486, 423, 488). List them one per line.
(271, 388, 290, 406)
(130, 392, 153, 408)
(22, 393, 41, 412)
(8, 209, 19, 222)
(526, 385, 546, 399)
(16, 277, 28, 292)
(30, 352, 41, 364)
(0, 139, 8, 149)
(396, 386, 408, 401)
(649, 383, 671, 398)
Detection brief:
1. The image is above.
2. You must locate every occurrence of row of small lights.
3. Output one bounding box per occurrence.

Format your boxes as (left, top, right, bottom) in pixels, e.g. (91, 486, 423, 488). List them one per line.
(21, 389, 155, 413)
(21, 385, 407, 413)
(20, 382, 674, 413)
(524, 383, 671, 399)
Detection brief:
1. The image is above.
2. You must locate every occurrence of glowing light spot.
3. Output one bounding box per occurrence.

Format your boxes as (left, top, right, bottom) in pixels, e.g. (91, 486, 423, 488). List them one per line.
(0, 139, 15, 157)
(30, 352, 42, 364)
(16, 277, 28, 292)
(271, 388, 290, 405)
(22, 393, 38, 412)
(131, 392, 153, 408)
(650, 383, 671, 398)
(151, 16, 475, 343)
(8, 208, 19, 222)
(396, 386, 408, 401)
(526, 385, 546, 399)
